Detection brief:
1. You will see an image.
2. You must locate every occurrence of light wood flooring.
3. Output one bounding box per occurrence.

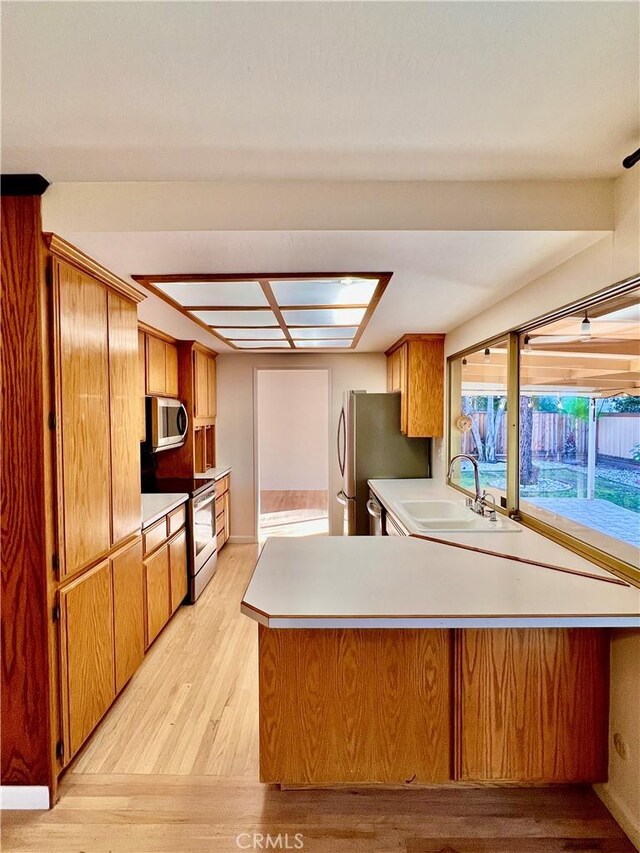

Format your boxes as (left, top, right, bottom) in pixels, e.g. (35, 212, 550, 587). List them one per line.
(260, 490, 329, 539)
(3, 544, 635, 853)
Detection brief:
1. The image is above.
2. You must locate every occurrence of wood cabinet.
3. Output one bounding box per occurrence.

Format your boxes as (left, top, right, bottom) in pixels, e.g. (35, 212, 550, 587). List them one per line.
(59, 560, 115, 760)
(112, 538, 145, 694)
(144, 544, 171, 648)
(215, 474, 231, 551)
(455, 628, 609, 782)
(108, 292, 142, 545)
(169, 530, 188, 614)
(138, 330, 146, 441)
(385, 334, 444, 437)
(145, 331, 179, 398)
(143, 503, 188, 646)
(194, 348, 217, 420)
(53, 258, 112, 578)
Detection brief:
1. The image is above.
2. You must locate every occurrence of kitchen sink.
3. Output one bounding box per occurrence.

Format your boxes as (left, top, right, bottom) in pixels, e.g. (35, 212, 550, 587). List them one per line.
(397, 499, 521, 533)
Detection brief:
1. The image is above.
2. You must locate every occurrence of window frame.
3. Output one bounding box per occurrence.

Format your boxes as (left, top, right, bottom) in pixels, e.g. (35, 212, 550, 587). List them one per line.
(446, 272, 640, 586)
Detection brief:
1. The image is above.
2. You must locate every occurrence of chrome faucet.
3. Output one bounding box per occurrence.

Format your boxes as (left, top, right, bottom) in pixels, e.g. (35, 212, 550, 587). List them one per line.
(447, 454, 495, 518)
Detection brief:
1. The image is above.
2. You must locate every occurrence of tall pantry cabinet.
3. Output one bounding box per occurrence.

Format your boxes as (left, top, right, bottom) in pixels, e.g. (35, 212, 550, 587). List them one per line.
(45, 236, 145, 769)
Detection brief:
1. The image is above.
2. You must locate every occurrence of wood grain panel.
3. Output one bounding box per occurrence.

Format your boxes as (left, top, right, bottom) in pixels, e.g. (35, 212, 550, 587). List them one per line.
(407, 337, 444, 437)
(0, 195, 53, 787)
(137, 330, 146, 441)
(259, 627, 451, 785)
(145, 334, 166, 395)
(59, 561, 115, 759)
(456, 628, 609, 783)
(165, 342, 179, 397)
(107, 292, 141, 545)
(169, 530, 188, 614)
(142, 517, 167, 557)
(112, 538, 145, 694)
(194, 350, 209, 418)
(207, 354, 217, 418)
(167, 505, 186, 538)
(54, 259, 111, 577)
(145, 543, 170, 647)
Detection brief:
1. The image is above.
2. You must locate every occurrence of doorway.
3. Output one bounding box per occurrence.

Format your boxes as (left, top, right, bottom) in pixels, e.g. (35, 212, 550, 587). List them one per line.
(256, 368, 330, 541)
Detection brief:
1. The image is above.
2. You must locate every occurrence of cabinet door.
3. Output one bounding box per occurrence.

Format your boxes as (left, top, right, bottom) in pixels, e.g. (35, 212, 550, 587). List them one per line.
(112, 538, 145, 693)
(207, 355, 217, 418)
(145, 334, 166, 395)
(194, 350, 209, 418)
(165, 343, 179, 398)
(398, 343, 409, 434)
(138, 330, 146, 441)
(54, 259, 111, 577)
(456, 629, 608, 782)
(59, 560, 115, 759)
(169, 529, 188, 614)
(406, 339, 444, 438)
(145, 543, 170, 647)
(108, 292, 141, 545)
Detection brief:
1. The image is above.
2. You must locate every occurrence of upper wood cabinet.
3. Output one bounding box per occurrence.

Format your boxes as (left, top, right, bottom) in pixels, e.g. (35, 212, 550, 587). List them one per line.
(145, 332, 179, 398)
(385, 335, 445, 437)
(138, 330, 146, 441)
(59, 560, 115, 761)
(108, 292, 142, 545)
(194, 349, 217, 420)
(47, 238, 145, 579)
(53, 259, 112, 576)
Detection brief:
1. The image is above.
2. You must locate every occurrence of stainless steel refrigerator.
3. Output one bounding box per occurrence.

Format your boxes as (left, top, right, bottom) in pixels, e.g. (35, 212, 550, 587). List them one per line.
(336, 391, 431, 535)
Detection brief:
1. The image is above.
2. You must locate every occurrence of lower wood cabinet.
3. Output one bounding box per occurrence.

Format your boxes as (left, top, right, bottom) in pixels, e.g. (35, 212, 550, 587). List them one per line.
(145, 544, 171, 648)
(59, 560, 116, 759)
(169, 530, 188, 614)
(112, 539, 145, 693)
(455, 628, 609, 782)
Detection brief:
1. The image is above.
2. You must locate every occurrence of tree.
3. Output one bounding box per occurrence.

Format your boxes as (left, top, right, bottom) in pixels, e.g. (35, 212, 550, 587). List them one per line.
(484, 396, 499, 464)
(520, 396, 536, 485)
(462, 396, 485, 461)
(612, 395, 640, 413)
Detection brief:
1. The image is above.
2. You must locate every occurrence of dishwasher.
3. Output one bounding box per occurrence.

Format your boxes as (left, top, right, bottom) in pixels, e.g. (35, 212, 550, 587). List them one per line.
(366, 492, 385, 535)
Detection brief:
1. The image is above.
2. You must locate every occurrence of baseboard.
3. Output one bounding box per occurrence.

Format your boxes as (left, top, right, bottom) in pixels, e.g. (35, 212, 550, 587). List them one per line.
(594, 783, 640, 851)
(0, 785, 50, 810)
(228, 535, 258, 545)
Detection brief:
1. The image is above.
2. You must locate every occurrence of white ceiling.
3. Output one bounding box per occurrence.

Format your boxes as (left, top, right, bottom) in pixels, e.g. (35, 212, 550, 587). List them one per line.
(3, 1, 638, 181)
(66, 230, 608, 352)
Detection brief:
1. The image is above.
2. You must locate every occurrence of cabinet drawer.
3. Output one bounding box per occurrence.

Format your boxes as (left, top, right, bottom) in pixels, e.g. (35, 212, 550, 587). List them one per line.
(216, 511, 226, 535)
(167, 504, 186, 537)
(215, 495, 225, 517)
(217, 530, 226, 551)
(143, 517, 167, 556)
(215, 475, 230, 497)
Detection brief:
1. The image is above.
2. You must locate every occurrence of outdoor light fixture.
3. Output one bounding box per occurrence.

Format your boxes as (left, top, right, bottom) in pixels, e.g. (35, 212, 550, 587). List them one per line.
(483, 347, 490, 363)
(580, 310, 591, 341)
(462, 357, 468, 367)
(523, 335, 532, 353)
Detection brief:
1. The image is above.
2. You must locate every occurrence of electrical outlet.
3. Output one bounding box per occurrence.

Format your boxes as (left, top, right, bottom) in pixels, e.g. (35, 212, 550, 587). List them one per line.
(613, 732, 629, 760)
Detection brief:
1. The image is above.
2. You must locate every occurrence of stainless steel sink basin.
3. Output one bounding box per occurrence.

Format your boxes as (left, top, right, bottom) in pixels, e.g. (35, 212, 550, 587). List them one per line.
(397, 499, 521, 533)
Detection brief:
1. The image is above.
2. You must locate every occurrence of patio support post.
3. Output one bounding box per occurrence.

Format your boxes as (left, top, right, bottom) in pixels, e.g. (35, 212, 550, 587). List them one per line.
(587, 397, 597, 500)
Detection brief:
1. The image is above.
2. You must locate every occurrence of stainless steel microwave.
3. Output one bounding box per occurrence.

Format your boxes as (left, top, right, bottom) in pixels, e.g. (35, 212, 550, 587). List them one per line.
(146, 396, 189, 452)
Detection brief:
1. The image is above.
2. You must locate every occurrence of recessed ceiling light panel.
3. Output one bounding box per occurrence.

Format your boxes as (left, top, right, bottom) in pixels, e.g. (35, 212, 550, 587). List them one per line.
(216, 327, 285, 339)
(282, 307, 367, 326)
(294, 339, 352, 348)
(290, 326, 358, 339)
(270, 278, 377, 307)
(232, 340, 292, 349)
(193, 310, 277, 326)
(155, 281, 268, 307)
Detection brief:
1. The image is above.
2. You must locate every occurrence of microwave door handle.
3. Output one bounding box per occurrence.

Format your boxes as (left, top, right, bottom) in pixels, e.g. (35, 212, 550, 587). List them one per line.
(337, 407, 346, 477)
(177, 405, 189, 438)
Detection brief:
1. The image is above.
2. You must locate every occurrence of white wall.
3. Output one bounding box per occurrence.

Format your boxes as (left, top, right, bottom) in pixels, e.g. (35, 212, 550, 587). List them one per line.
(440, 169, 640, 847)
(217, 352, 386, 540)
(257, 369, 329, 492)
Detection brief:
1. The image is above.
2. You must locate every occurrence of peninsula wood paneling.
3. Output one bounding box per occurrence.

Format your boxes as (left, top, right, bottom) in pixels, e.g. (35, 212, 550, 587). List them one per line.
(112, 538, 145, 694)
(259, 626, 451, 785)
(54, 259, 111, 577)
(0, 195, 53, 788)
(59, 560, 115, 760)
(455, 628, 609, 782)
(107, 292, 141, 545)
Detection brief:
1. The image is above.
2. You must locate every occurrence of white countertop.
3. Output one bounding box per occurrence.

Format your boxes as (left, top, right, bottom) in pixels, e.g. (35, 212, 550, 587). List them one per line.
(241, 536, 640, 629)
(194, 465, 231, 480)
(368, 478, 634, 582)
(141, 493, 189, 529)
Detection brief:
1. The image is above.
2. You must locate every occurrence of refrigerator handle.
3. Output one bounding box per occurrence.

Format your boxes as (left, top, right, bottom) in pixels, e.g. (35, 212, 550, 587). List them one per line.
(336, 489, 348, 507)
(337, 407, 346, 477)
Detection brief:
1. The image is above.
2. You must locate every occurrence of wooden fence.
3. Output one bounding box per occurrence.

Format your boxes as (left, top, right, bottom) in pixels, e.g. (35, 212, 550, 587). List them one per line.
(459, 412, 640, 462)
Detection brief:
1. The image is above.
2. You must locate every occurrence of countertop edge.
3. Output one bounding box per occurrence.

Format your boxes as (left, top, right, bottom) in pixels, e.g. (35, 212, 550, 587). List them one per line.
(141, 493, 189, 529)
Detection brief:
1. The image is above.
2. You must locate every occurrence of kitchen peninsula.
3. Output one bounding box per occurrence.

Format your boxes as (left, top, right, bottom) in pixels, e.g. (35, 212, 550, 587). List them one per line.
(242, 531, 640, 788)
